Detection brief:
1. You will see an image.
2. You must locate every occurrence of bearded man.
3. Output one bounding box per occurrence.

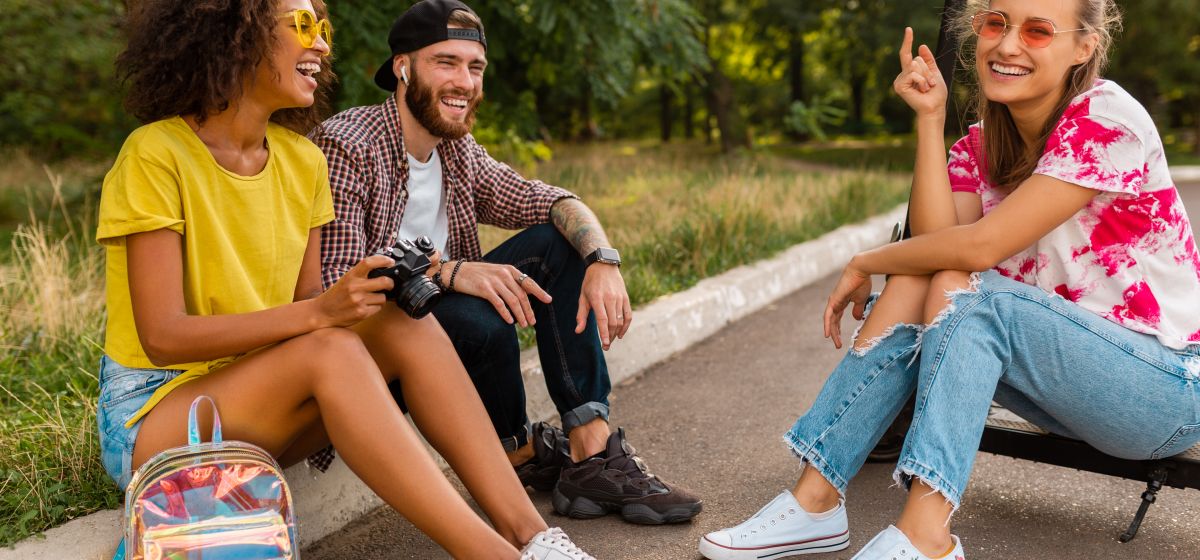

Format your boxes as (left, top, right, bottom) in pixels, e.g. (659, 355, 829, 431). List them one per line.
(308, 0, 701, 524)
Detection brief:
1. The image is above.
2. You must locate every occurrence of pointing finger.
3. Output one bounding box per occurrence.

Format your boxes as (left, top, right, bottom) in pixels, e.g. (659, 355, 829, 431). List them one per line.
(899, 27, 914, 68)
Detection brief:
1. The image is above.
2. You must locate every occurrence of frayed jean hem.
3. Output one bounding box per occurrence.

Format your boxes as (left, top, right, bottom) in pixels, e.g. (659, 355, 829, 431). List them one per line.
(783, 432, 849, 497)
(894, 456, 962, 512)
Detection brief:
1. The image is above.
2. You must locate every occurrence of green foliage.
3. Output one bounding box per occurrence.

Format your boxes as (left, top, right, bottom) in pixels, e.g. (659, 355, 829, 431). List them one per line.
(325, 0, 398, 111)
(0, 0, 135, 158)
(1107, 0, 1200, 154)
(784, 97, 847, 141)
(328, 0, 709, 139)
(471, 123, 553, 168)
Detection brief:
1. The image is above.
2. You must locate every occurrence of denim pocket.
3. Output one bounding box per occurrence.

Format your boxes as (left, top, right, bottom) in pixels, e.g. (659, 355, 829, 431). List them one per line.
(98, 368, 172, 409)
(1151, 423, 1200, 459)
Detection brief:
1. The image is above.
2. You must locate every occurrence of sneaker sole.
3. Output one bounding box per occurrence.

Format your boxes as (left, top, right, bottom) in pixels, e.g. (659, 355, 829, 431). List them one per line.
(552, 488, 702, 524)
(697, 531, 850, 560)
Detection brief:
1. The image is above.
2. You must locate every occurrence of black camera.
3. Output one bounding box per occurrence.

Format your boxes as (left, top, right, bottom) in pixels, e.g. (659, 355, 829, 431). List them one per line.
(368, 236, 442, 318)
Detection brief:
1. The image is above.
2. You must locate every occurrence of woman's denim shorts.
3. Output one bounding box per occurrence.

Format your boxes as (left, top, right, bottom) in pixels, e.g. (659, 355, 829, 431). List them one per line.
(96, 355, 183, 490)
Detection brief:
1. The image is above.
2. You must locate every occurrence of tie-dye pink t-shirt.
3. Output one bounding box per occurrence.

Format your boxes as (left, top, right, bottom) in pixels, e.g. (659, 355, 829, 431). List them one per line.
(947, 80, 1200, 350)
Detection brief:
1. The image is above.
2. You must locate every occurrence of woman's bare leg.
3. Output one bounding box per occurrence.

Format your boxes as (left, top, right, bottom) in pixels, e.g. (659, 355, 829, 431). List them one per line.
(791, 274, 932, 514)
(132, 327, 520, 559)
(353, 306, 547, 547)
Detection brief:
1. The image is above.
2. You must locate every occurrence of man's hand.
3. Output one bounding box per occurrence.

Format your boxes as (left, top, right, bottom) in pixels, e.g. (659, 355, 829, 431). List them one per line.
(451, 262, 552, 327)
(423, 249, 442, 279)
(576, 263, 632, 350)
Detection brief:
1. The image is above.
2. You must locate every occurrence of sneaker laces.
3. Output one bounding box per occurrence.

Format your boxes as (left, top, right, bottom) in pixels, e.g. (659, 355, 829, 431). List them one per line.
(520, 527, 595, 560)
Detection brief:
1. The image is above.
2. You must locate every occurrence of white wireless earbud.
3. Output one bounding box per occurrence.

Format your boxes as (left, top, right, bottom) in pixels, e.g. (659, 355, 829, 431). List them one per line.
(400, 65, 409, 86)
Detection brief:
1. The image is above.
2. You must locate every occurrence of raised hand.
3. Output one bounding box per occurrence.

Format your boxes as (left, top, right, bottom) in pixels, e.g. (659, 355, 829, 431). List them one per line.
(893, 27, 947, 119)
(823, 260, 873, 350)
(315, 255, 395, 327)
(450, 261, 553, 328)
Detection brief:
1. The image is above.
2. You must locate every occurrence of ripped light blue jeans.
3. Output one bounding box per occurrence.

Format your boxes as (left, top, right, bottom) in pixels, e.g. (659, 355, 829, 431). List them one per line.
(785, 270, 1200, 508)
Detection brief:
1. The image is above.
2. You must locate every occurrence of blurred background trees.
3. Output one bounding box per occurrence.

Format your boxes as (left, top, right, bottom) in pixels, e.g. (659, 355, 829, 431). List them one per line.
(0, 0, 1196, 160)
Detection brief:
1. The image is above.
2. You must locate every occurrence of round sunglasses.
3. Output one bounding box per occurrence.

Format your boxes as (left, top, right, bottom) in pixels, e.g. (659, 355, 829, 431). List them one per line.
(279, 9, 332, 54)
(971, 10, 1086, 49)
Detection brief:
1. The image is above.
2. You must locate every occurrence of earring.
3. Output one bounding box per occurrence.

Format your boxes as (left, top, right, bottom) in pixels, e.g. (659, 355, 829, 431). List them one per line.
(400, 65, 409, 86)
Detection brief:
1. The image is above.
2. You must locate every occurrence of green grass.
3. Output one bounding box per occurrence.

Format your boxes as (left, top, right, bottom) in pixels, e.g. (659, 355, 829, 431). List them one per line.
(767, 137, 920, 173)
(0, 140, 907, 546)
(0, 214, 117, 545)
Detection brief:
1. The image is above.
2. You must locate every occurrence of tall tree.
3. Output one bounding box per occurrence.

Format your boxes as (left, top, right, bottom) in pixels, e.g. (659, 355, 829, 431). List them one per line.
(1108, 0, 1200, 155)
(697, 0, 751, 152)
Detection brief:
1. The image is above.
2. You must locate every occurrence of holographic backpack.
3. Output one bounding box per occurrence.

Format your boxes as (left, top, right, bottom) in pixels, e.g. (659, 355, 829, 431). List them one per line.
(114, 396, 298, 560)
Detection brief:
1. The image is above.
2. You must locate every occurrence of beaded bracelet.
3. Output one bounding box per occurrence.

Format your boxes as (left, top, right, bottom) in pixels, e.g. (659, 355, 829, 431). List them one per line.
(432, 266, 445, 290)
(447, 259, 466, 293)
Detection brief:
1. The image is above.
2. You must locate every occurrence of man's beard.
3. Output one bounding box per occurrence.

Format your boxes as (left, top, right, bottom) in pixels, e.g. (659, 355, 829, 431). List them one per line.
(405, 65, 480, 140)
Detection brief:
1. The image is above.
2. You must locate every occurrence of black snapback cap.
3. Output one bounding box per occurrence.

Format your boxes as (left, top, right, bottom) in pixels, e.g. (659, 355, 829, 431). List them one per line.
(373, 0, 487, 91)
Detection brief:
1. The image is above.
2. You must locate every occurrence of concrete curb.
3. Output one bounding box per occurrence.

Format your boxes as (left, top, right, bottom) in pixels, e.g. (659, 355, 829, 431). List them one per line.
(0, 205, 906, 560)
(1173, 165, 1200, 184)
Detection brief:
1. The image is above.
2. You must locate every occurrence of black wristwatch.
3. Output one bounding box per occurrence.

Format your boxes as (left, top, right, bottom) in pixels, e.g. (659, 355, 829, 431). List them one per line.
(584, 247, 621, 267)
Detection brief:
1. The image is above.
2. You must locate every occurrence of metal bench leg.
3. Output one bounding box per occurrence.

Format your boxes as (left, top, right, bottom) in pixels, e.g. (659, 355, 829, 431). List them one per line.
(1119, 468, 1168, 543)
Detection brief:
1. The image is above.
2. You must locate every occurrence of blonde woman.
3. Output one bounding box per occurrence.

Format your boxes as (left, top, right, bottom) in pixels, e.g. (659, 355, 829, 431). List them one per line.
(701, 1, 1200, 559)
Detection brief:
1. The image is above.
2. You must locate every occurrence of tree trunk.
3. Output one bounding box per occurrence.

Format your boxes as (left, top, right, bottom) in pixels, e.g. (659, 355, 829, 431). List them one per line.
(1194, 107, 1200, 156)
(684, 86, 695, 139)
(849, 68, 866, 126)
(577, 94, 599, 141)
(785, 35, 806, 141)
(789, 37, 804, 104)
(660, 84, 674, 143)
(705, 67, 750, 153)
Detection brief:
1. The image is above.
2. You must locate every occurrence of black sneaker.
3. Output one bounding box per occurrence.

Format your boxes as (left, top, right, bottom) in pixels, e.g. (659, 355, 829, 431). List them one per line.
(516, 422, 571, 491)
(553, 428, 702, 524)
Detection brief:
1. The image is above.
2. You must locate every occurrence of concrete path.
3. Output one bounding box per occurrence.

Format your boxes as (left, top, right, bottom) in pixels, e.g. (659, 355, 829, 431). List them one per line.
(305, 184, 1200, 560)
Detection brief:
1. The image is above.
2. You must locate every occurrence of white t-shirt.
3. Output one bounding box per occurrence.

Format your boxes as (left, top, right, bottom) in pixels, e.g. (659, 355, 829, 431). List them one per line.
(397, 149, 449, 254)
(948, 80, 1200, 349)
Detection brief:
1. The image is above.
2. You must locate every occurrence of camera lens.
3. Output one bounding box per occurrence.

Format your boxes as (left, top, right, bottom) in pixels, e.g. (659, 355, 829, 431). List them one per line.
(396, 275, 442, 319)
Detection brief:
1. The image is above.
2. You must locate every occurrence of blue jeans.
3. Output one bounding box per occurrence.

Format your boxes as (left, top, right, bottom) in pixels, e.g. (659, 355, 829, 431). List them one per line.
(405, 224, 611, 451)
(96, 356, 184, 489)
(785, 270, 1200, 508)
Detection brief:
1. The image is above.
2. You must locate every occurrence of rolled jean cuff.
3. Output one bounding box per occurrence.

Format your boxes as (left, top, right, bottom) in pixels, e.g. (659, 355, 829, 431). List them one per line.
(783, 431, 849, 496)
(498, 421, 532, 452)
(562, 402, 610, 434)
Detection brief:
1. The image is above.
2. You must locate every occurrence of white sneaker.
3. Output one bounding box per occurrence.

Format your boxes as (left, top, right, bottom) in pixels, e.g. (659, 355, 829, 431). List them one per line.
(520, 527, 595, 560)
(850, 525, 964, 560)
(698, 491, 850, 560)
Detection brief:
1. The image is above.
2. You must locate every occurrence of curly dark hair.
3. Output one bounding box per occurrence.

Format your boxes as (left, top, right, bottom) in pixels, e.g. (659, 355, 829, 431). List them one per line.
(117, 0, 335, 135)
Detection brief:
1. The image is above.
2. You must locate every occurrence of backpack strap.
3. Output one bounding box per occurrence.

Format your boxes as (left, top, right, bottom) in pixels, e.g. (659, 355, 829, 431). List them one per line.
(187, 395, 223, 445)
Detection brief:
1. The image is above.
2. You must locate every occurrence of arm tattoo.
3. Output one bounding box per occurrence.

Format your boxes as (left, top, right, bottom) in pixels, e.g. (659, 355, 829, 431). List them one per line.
(550, 198, 611, 257)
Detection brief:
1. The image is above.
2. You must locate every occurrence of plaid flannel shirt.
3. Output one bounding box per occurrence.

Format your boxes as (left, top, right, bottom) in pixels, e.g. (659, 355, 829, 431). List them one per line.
(305, 95, 577, 471)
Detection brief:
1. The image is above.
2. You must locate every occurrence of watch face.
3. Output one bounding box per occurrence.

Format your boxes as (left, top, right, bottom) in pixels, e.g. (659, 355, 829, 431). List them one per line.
(598, 247, 620, 263)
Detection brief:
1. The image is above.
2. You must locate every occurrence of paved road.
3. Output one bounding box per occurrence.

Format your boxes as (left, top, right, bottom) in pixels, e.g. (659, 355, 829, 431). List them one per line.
(306, 184, 1200, 560)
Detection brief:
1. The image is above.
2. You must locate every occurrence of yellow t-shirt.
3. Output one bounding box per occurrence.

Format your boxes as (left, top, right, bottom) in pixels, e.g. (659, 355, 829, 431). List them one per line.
(97, 117, 335, 427)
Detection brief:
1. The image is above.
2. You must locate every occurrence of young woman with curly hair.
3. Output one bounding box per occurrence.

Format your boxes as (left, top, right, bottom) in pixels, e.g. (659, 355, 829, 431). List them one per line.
(96, 1, 592, 557)
(700, 0, 1200, 559)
